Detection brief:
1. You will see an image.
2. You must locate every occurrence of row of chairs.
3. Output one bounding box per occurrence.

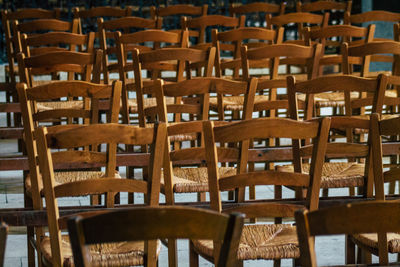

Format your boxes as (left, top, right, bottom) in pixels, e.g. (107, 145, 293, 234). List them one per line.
(22, 90, 400, 266)
(2, 2, 400, 267)
(11, 67, 400, 266)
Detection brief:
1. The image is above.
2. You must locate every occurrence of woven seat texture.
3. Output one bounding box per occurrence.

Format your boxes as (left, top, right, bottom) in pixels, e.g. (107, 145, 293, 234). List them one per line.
(41, 234, 161, 266)
(193, 224, 299, 260)
(277, 162, 365, 188)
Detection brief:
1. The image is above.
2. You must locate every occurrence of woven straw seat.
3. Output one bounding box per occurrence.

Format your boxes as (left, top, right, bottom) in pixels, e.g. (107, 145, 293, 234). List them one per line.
(297, 92, 360, 108)
(192, 224, 299, 260)
(277, 162, 365, 188)
(25, 170, 114, 196)
(209, 95, 270, 111)
(40, 234, 161, 267)
(128, 97, 175, 113)
(353, 233, 400, 253)
(36, 100, 84, 111)
(162, 167, 236, 193)
(143, 122, 198, 142)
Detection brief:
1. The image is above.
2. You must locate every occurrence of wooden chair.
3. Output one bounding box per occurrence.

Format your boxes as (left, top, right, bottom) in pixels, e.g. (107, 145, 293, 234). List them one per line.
(304, 24, 375, 76)
(0, 222, 7, 267)
(212, 27, 284, 79)
(190, 117, 330, 266)
(340, 113, 400, 264)
(17, 80, 122, 267)
(127, 46, 215, 126)
(19, 31, 95, 88)
(229, 2, 285, 27)
(182, 14, 245, 50)
(1, 8, 61, 84)
(35, 122, 167, 267)
(266, 11, 329, 45)
(98, 16, 161, 84)
(283, 74, 387, 198)
(68, 206, 244, 267)
(115, 29, 190, 124)
(241, 43, 322, 121)
(297, 1, 352, 25)
(296, 201, 400, 266)
(154, 77, 257, 205)
(150, 4, 207, 31)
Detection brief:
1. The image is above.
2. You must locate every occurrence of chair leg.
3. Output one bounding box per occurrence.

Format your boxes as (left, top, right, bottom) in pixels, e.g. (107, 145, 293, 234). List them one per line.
(197, 192, 206, 202)
(273, 259, 281, 267)
(322, 188, 329, 197)
(345, 235, 356, 264)
(167, 238, 177, 267)
(25, 195, 36, 267)
(189, 241, 199, 267)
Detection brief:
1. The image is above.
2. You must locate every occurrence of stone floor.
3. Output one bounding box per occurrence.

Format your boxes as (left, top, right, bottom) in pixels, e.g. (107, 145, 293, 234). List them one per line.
(0, 66, 397, 266)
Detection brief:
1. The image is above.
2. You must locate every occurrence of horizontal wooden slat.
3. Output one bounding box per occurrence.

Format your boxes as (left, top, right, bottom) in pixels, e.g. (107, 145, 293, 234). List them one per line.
(3, 195, 400, 227)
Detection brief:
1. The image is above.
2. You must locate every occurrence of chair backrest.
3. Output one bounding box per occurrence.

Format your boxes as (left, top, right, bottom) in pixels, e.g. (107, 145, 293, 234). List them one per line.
(17, 80, 121, 208)
(21, 31, 94, 58)
(345, 10, 400, 41)
(266, 12, 329, 43)
(12, 18, 80, 54)
(287, 74, 387, 196)
(129, 47, 215, 126)
(305, 24, 375, 75)
(0, 222, 7, 267)
(297, 0, 352, 25)
(305, 24, 375, 52)
(98, 16, 161, 84)
(229, 2, 285, 27)
(182, 14, 245, 49)
(1, 8, 61, 83)
(159, 77, 257, 204)
(212, 27, 284, 78)
(295, 201, 400, 266)
(241, 42, 322, 81)
(35, 122, 167, 266)
(203, 117, 330, 213)
(68, 206, 244, 267)
(73, 6, 132, 35)
(150, 4, 208, 30)
(370, 112, 400, 200)
(342, 41, 400, 77)
(17, 49, 103, 87)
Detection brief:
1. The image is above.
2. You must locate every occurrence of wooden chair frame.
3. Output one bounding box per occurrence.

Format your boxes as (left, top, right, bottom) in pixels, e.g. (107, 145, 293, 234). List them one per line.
(192, 117, 330, 266)
(296, 201, 400, 266)
(35, 122, 167, 267)
(68, 206, 244, 267)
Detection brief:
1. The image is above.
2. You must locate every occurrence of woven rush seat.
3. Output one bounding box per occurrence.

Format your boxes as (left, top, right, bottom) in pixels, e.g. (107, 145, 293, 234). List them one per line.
(127, 97, 175, 113)
(36, 100, 84, 111)
(209, 95, 270, 111)
(297, 92, 360, 108)
(297, 89, 396, 109)
(144, 122, 198, 142)
(192, 224, 299, 260)
(277, 162, 365, 188)
(352, 233, 400, 253)
(25, 170, 116, 196)
(40, 234, 161, 267)
(161, 167, 236, 193)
